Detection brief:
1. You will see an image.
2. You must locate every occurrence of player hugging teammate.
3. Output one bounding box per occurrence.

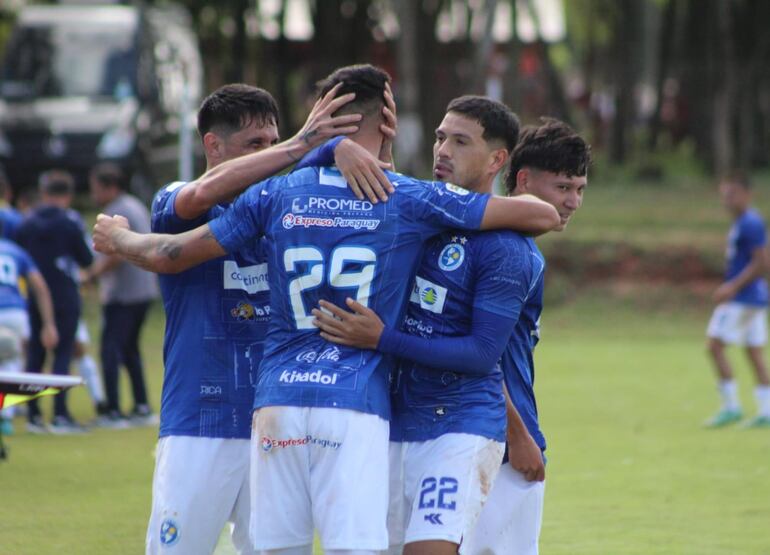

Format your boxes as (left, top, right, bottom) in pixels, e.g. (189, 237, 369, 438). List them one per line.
(93, 63, 591, 555)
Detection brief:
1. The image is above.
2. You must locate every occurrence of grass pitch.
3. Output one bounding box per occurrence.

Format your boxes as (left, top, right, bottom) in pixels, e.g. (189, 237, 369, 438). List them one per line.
(2, 182, 770, 554)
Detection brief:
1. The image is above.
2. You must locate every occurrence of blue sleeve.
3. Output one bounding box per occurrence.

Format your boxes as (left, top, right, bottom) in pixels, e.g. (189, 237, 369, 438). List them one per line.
(151, 182, 209, 233)
(742, 215, 767, 249)
(474, 234, 541, 320)
(208, 180, 275, 254)
(13, 245, 37, 276)
(378, 306, 518, 375)
(395, 178, 490, 236)
(293, 136, 345, 171)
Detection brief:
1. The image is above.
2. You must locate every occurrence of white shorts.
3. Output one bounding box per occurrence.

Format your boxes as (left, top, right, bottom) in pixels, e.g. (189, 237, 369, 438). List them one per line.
(0, 308, 30, 340)
(250, 406, 389, 551)
(466, 464, 545, 555)
(75, 319, 90, 344)
(707, 302, 768, 347)
(146, 436, 254, 555)
(387, 434, 504, 552)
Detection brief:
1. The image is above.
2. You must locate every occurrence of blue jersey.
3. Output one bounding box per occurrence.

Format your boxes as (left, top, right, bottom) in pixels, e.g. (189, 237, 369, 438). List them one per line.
(0, 238, 37, 310)
(152, 182, 270, 439)
(726, 209, 768, 306)
(392, 230, 542, 443)
(209, 167, 490, 420)
(500, 238, 546, 452)
(0, 205, 23, 241)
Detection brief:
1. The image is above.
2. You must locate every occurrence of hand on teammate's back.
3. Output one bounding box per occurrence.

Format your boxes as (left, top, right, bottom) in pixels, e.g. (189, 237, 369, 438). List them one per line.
(311, 298, 385, 350)
(507, 431, 546, 482)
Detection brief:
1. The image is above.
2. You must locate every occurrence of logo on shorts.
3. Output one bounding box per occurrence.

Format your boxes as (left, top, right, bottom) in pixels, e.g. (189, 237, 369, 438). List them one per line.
(424, 513, 444, 525)
(260, 435, 342, 453)
(439, 240, 465, 271)
(261, 436, 273, 452)
(160, 518, 180, 546)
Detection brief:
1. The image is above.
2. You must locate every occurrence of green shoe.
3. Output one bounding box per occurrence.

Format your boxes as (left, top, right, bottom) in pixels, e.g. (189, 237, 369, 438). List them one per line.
(704, 409, 743, 428)
(741, 415, 770, 428)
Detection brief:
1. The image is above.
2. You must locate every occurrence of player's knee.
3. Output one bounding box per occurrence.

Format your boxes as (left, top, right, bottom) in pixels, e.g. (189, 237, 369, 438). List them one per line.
(707, 337, 724, 356)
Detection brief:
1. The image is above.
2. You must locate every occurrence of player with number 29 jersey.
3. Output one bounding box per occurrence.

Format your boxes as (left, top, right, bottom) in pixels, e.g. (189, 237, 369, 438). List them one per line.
(209, 166, 491, 419)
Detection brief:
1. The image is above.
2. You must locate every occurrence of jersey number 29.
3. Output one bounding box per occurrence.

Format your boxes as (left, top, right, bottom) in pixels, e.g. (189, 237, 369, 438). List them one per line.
(284, 246, 376, 329)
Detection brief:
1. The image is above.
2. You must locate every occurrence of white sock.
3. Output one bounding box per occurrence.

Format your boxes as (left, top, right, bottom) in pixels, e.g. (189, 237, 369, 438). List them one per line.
(78, 355, 105, 404)
(719, 380, 741, 411)
(754, 385, 770, 417)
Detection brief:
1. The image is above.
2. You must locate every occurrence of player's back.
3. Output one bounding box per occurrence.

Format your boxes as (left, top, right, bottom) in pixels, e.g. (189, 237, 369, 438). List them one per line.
(210, 166, 490, 420)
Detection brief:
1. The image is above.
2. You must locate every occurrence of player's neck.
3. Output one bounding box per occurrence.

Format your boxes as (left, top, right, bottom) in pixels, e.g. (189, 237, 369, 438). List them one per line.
(350, 132, 383, 159)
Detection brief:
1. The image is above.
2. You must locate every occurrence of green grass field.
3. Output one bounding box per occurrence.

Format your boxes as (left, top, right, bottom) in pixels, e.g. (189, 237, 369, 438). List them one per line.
(1, 184, 770, 554)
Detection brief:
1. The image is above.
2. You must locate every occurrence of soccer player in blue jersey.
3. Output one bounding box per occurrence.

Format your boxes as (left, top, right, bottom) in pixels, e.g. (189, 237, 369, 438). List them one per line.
(0, 237, 58, 434)
(309, 95, 535, 555)
(139, 83, 375, 555)
(314, 118, 591, 555)
(705, 171, 770, 428)
(92, 65, 559, 555)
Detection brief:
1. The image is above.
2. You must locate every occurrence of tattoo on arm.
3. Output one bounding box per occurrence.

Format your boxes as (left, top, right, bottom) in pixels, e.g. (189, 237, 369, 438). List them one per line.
(301, 129, 319, 145)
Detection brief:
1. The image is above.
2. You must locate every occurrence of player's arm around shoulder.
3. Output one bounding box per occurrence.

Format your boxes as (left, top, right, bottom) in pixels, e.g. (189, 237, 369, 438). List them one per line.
(93, 214, 225, 274)
(481, 194, 560, 236)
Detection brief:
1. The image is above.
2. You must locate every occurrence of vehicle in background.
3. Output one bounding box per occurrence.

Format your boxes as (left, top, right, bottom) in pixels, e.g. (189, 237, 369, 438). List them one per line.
(0, 2, 203, 199)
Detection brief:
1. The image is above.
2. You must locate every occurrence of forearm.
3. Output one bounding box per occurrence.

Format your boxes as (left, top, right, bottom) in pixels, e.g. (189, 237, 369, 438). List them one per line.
(481, 194, 560, 235)
(503, 383, 531, 440)
(727, 255, 766, 291)
(178, 137, 310, 219)
(377, 327, 505, 375)
(111, 224, 225, 274)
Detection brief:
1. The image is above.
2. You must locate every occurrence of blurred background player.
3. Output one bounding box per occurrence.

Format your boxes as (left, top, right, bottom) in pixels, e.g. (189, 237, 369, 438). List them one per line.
(16, 170, 92, 434)
(0, 235, 58, 435)
(705, 171, 770, 428)
(87, 163, 158, 426)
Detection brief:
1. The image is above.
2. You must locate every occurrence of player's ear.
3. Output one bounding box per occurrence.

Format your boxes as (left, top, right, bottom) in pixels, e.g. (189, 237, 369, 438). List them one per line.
(515, 168, 530, 193)
(203, 132, 223, 159)
(489, 148, 509, 176)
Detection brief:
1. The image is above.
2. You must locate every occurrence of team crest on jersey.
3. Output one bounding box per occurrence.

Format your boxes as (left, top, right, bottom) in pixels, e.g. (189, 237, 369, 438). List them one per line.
(231, 301, 256, 321)
(439, 240, 466, 271)
(160, 519, 180, 546)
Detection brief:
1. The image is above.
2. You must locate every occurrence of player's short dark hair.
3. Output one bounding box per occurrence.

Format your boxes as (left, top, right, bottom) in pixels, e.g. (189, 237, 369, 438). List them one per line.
(90, 163, 127, 191)
(721, 169, 751, 190)
(446, 96, 520, 153)
(38, 169, 75, 197)
(505, 118, 592, 195)
(197, 84, 280, 138)
(316, 64, 391, 118)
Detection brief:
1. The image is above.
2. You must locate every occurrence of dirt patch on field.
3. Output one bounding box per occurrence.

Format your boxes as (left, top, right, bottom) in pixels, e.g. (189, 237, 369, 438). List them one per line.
(541, 241, 723, 284)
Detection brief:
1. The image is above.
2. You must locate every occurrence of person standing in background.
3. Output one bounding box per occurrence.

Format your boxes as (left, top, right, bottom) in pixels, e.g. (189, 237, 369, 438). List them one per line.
(705, 171, 770, 428)
(17, 170, 92, 433)
(86, 163, 159, 426)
